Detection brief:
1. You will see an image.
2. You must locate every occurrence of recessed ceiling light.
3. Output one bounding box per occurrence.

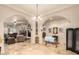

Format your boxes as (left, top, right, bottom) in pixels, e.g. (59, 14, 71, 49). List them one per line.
(12, 17, 17, 23)
(32, 16, 36, 20)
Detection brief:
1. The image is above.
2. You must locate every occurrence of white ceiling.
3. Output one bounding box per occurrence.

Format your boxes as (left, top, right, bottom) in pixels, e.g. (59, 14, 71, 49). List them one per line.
(4, 4, 76, 17)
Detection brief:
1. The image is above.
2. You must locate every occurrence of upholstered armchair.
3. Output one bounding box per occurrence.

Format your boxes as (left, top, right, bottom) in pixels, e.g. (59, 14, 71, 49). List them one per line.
(16, 35, 26, 42)
(7, 37, 15, 44)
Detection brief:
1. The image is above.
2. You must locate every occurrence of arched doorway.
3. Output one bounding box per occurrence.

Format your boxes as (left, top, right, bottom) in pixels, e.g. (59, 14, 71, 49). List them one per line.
(4, 15, 32, 45)
(41, 16, 71, 47)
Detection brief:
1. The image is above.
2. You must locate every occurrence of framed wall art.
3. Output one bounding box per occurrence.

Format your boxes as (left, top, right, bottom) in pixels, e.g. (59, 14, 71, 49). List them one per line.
(53, 27, 58, 34)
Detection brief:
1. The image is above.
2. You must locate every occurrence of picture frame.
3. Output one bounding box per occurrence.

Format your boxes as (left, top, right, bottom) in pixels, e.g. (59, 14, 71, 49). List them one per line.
(49, 28, 51, 33)
(53, 27, 58, 34)
(59, 28, 63, 32)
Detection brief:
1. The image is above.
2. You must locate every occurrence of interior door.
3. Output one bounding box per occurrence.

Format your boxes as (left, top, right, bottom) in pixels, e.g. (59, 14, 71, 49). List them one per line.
(66, 28, 74, 51)
(75, 28, 79, 53)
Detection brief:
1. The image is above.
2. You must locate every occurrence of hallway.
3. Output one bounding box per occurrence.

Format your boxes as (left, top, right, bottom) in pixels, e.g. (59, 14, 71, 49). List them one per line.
(0, 4, 79, 55)
(4, 41, 76, 55)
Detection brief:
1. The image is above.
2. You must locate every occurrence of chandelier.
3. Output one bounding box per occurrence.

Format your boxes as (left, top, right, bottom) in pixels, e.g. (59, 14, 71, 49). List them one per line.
(33, 4, 42, 21)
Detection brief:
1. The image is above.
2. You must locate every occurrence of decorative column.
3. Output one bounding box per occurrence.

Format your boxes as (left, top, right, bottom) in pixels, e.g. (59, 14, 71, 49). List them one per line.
(35, 21, 39, 43)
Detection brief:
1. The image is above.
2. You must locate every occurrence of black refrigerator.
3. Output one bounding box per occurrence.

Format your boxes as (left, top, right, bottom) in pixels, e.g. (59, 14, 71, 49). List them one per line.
(66, 28, 79, 54)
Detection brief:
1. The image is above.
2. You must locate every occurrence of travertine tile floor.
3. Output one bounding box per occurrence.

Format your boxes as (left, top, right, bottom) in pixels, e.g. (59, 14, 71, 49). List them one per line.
(4, 41, 77, 55)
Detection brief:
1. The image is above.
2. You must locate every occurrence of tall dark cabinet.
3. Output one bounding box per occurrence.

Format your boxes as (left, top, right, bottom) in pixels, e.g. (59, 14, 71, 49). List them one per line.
(74, 28, 79, 54)
(66, 28, 79, 54)
(66, 28, 74, 51)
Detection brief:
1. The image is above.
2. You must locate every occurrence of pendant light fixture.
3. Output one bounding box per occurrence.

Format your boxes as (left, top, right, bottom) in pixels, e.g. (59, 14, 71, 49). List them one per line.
(33, 4, 42, 21)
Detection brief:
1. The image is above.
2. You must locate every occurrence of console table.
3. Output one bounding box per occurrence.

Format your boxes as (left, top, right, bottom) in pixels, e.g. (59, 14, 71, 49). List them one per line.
(45, 35, 58, 48)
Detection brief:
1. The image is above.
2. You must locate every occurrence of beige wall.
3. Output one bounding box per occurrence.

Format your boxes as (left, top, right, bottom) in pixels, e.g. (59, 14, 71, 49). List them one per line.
(0, 5, 79, 54)
(39, 5, 79, 45)
(0, 5, 35, 54)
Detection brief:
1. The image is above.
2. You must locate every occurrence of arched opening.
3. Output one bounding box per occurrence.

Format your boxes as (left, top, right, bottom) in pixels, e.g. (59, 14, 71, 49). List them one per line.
(4, 15, 32, 45)
(41, 16, 71, 47)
